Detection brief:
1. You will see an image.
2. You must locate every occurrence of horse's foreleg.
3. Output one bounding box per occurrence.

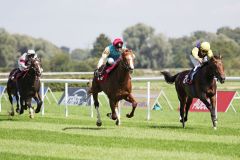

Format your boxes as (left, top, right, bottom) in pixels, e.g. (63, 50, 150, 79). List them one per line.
(19, 97, 25, 114)
(26, 98, 34, 119)
(15, 93, 20, 114)
(93, 92, 102, 127)
(107, 100, 118, 121)
(210, 96, 217, 129)
(8, 93, 14, 116)
(34, 92, 42, 113)
(125, 94, 137, 118)
(200, 98, 216, 129)
(184, 97, 193, 122)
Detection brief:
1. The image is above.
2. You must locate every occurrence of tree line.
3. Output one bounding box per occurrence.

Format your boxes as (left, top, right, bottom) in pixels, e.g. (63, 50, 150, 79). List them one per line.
(0, 24, 239, 72)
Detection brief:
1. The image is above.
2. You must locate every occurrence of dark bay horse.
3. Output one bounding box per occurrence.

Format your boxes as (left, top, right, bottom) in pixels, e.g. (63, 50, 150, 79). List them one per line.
(7, 58, 43, 118)
(161, 55, 225, 129)
(89, 49, 138, 126)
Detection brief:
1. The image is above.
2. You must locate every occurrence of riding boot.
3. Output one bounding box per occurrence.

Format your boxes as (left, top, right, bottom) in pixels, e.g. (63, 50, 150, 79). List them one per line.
(97, 65, 107, 80)
(186, 70, 193, 84)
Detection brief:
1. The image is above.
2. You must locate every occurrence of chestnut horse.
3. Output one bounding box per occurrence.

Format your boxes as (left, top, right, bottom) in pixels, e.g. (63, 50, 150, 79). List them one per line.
(7, 58, 43, 118)
(161, 55, 225, 129)
(89, 49, 137, 126)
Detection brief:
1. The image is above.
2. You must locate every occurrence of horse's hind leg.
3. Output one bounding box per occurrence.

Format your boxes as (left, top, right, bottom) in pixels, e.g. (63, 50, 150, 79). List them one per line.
(124, 94, 137, 118)
(93, 92, 102, 127)
(184, 97, 193, 122)
(179, 97, 186, 128)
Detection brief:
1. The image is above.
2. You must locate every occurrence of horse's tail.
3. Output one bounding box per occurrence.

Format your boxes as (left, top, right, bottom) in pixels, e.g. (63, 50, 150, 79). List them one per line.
(87, 79, 93, 95)
(161, 71, 179, 84)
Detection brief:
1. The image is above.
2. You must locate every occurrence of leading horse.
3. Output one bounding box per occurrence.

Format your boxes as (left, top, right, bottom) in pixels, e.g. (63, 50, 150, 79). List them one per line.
(89, 49, 138, 126)
(161, 55, 225, 129)
(7, 58, 43, 118)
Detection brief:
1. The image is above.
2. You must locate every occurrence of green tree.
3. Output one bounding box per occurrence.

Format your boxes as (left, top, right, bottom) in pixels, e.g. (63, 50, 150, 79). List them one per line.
(217, 27, 240, 45)
(141, 34, 172, 68)
(123, 23, 155, 68)
(71, 48, 90, 60)
(91, 33, 111, 57)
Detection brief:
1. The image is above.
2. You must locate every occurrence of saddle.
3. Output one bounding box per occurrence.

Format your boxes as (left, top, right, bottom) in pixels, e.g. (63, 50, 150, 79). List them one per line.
(95, 62, 119, 82)
(9, 69, 28, 82)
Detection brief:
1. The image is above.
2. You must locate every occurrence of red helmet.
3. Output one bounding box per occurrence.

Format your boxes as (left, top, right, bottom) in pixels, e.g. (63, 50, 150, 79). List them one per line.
(113, 38, 123, 48)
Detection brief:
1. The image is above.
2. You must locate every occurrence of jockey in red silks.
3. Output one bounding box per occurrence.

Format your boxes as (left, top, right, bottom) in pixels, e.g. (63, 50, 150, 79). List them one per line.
(95, 38, 127, 80)
(10, 49, 42, 80)
(186, 41, 214, 84)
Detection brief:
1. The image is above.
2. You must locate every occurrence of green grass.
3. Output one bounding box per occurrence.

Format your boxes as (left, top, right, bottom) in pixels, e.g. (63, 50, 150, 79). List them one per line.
(0, 81, 239, 160)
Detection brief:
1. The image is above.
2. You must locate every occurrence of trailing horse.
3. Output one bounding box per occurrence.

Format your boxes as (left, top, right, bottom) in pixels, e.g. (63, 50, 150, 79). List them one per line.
(161, 55, 225, 129)
(89, 49, 137, 126)
(7, 58, 43, 118)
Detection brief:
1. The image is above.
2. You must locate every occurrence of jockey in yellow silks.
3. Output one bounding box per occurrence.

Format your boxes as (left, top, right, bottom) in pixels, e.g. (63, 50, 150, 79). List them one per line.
(186, 41, 213, 84)
(95, 38, 126, 80)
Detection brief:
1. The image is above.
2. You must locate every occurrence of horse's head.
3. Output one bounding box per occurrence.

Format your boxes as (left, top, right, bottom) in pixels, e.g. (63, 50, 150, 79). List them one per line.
(209, 55, 225, 83)
(120, 49, 135, 74)
(29, 58, 42, 77)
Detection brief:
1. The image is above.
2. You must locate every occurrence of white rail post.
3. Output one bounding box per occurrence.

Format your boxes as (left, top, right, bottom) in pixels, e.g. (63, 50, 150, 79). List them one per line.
(65, 83, 68, 117)
(147, 81, 151, 120)
(41, 82, 45, 116)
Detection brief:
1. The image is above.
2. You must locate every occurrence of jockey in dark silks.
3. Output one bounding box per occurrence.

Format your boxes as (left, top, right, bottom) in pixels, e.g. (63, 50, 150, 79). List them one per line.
(95, 38, 127, 80)
(186, 41, 214, 84)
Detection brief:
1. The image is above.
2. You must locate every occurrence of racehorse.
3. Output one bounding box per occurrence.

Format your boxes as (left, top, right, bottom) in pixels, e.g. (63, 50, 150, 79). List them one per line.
(7, 58, 43, 118)
(161, 55, 225, 129)
(89, 49, 138, 126)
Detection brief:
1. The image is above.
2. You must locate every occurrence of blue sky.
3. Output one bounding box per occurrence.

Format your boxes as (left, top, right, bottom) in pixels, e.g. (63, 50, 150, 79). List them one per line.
(0, 0, 239, 49)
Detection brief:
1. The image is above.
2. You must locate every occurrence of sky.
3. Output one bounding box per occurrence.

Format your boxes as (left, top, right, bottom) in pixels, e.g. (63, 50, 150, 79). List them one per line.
(0, 0, 240, 50)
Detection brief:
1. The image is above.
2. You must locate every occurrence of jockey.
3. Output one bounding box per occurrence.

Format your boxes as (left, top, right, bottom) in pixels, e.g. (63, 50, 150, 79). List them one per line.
(10, 49, 38, 80)
(186, 41, 213, 84)
(95, 38, 126, 79)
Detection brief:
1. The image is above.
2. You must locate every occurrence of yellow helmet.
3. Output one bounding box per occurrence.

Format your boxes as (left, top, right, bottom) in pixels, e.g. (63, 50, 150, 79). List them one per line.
(200, 42, 210, 52)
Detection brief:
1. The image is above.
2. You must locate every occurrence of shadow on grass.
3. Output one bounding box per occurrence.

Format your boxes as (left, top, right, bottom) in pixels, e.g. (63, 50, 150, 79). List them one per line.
(0, 114, 20, 121)
(62, 126, 110, 131)
(148, 124, 194, 130)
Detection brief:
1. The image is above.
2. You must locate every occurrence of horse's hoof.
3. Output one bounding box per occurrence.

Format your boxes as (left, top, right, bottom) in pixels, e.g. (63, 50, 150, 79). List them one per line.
(182, 122, 185, 128)
(106, 113, 112, 118)
(116, 120, 121, 126)
(16, 108, 20, 113)
(9, 111, 14, 116)
(126, 113, 133, 118)
(96, 121, 102, 127)
(213, 127, 217, 130)
(19, 110, 24, 115)
(29, 115, 34, 119)
(24, 105, 27, 110)
(35, 108, 40, 113)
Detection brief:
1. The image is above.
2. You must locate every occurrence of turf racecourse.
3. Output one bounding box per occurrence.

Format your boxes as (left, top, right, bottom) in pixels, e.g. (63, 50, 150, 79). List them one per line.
(0, 81, 239, 160)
